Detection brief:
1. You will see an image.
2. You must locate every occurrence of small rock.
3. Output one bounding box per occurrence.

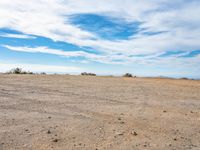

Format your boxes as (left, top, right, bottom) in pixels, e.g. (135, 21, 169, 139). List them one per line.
(48, 116, 51, 119)
(163, 110, 167, 113)
(131, 131, 138, 136)
(173, 138, 177, 141)
(118, 117, 122, 121)
(47, 130, 51, 134)
(53, 139, 58, 142)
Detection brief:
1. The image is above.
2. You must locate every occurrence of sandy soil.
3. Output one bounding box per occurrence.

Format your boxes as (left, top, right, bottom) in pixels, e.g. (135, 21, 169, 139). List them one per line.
(0, 74, 200, 150)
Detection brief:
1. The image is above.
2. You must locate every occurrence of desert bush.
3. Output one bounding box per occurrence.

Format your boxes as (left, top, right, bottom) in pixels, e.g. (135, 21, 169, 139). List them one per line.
(180, 77, 189, 80)
(8, 67, 22, 74)
(8, 68, 34, 74)
(123, 73, 133, 77)
(40, 72, 46, 75)
(81, 72, 96, 76)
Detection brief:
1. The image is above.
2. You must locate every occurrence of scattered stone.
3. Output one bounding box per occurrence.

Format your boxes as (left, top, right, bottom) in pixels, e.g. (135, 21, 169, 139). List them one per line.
(47, 130, 51, 134)
(131, 131, 138, 136)
(173, 138, 177, 141)
(118, 133, 124, 136)
(163, 110, 167, 113)
(118, 117, 122, 121)
(190, 111, 194, 113)
(53, 139, 58, 142)
(120, 121, 125, 124)
(48, 116, 51, 119)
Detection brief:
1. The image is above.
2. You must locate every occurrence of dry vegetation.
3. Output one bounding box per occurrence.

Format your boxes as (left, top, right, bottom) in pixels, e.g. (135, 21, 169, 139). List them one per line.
(7, 68, 34, 75)
(0, 74, 199, 150)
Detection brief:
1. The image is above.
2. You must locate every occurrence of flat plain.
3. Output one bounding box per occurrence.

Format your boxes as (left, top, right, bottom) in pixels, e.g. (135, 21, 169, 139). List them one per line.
(0, 74, 200, 150)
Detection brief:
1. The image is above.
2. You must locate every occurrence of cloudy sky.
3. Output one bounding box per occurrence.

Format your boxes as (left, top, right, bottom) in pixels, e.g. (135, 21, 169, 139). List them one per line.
(0, 0, 200, 78)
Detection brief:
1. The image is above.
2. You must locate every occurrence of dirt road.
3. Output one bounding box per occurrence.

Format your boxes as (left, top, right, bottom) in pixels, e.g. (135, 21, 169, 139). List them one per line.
(0, 74, 199, 150)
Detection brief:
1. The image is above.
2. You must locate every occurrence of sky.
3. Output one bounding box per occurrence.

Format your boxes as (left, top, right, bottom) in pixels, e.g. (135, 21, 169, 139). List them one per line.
(0, 0, 200, 78)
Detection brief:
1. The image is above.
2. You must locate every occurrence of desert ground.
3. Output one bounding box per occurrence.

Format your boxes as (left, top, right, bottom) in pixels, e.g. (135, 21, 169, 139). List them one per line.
(0, 74, 199, 150)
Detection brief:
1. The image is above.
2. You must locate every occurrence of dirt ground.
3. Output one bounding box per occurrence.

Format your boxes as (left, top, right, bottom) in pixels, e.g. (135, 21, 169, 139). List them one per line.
(0, 74, 199, 150)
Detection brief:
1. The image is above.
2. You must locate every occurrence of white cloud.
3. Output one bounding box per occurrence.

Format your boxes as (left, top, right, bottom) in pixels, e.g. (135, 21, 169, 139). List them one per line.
(0, 33, 36, 39)
(3, 45, 200, 70)
(0, 0, 200, 65)
(3, 45, 129, 64)
(0, 0, 200, 54)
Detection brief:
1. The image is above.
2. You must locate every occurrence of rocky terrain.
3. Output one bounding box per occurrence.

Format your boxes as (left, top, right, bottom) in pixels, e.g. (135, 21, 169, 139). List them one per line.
(0, 74, 199, 150)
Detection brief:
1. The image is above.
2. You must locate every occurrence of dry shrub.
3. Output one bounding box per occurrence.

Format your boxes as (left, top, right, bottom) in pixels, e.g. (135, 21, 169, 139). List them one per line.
(123, 73, 136, 78)
(7, 68, 34, 74)
(123, 73, 133, 77)
(81, 72, 96, 76)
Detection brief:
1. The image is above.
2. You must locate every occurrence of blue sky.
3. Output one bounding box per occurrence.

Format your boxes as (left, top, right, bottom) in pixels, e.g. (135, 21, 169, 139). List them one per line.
(0, 0, 200, 78)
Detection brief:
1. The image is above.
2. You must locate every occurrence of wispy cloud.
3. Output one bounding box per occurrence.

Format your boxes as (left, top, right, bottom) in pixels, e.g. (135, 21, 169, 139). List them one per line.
(3, 45, 130, 64)
(0, 33, 36, 39)
(1, 0, 200, 56)
(3, 45, 200, 67)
